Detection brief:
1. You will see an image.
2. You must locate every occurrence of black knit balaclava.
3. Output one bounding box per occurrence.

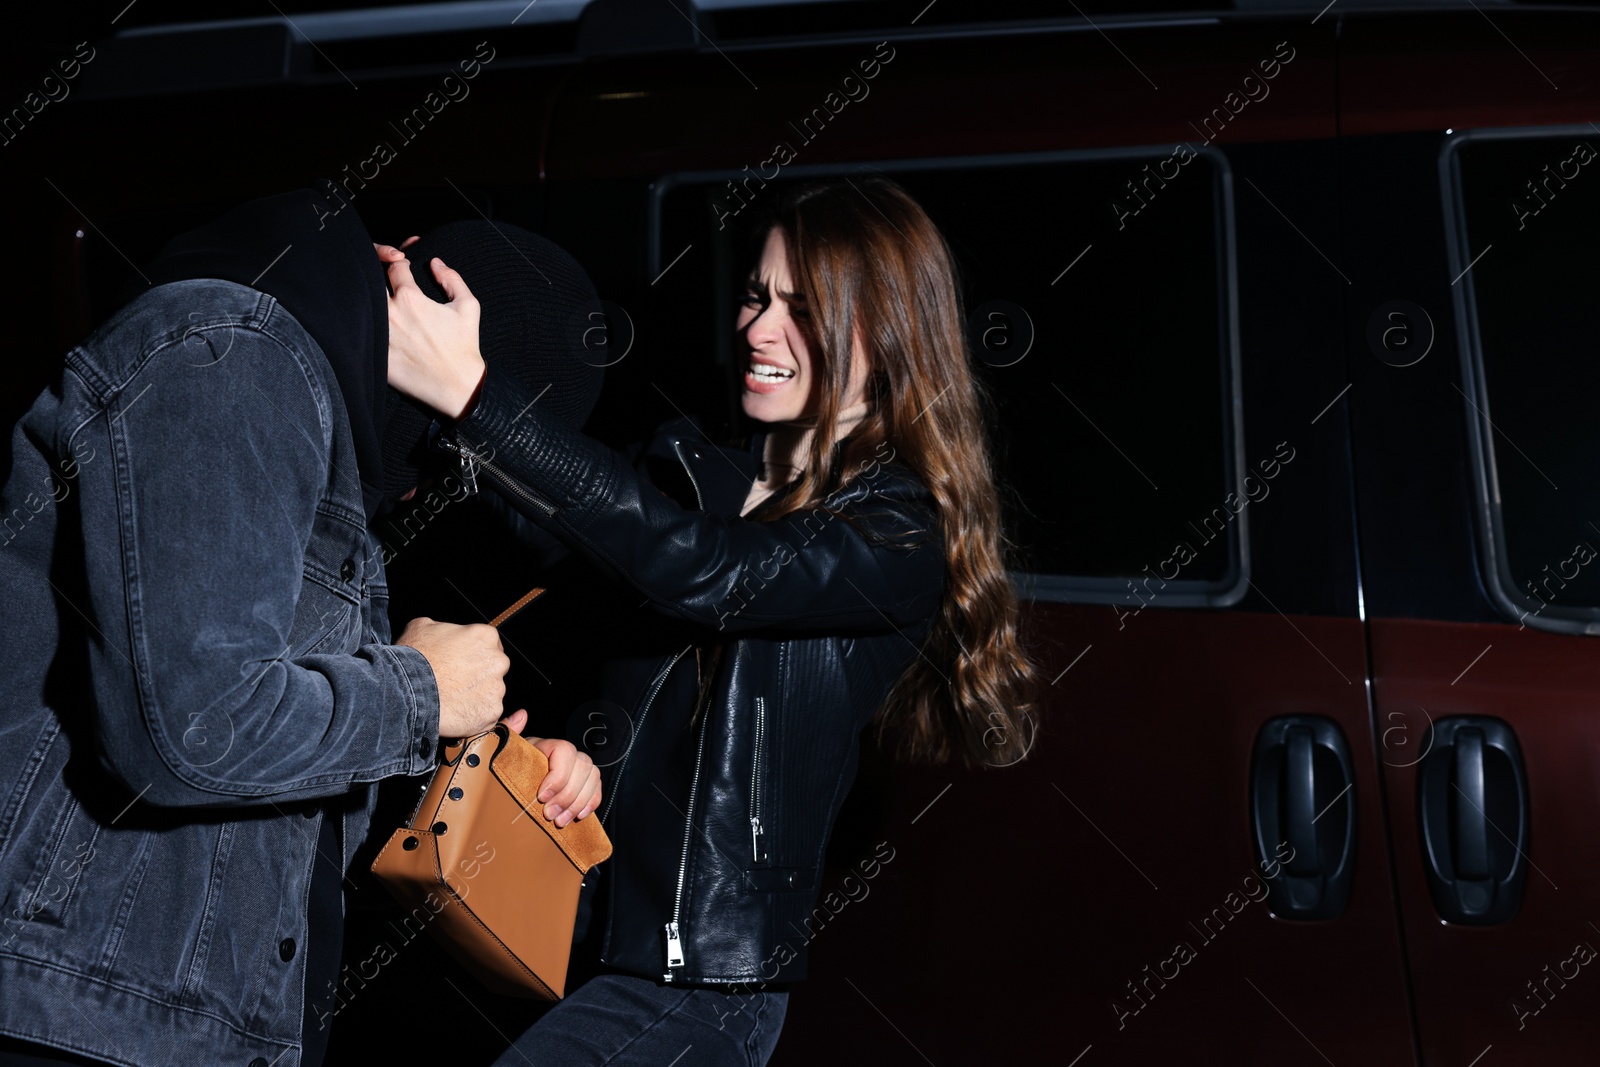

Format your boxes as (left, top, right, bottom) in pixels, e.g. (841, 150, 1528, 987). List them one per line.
(381, 220, 609, 502)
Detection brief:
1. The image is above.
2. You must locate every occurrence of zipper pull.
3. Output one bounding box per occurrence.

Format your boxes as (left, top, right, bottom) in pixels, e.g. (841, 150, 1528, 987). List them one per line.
(438, 437, 481, 496)
(750, 817, 767, 864)
(664, 921, 685, 969)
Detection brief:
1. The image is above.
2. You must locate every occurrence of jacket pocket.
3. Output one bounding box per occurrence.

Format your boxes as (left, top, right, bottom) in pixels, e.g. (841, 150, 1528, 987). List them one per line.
(291, 559, 360, 657)
(296, 597, 358, 657)
(749, 696, 769, 865)
(292, 501, 368, 656)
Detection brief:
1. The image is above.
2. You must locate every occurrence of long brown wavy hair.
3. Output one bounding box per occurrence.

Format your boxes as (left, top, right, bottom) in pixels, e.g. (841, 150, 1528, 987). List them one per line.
(747, 175, 1040, 768)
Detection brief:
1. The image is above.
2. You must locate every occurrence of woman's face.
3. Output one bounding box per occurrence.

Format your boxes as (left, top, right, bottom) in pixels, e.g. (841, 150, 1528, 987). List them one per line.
(736, 228, 868, 426)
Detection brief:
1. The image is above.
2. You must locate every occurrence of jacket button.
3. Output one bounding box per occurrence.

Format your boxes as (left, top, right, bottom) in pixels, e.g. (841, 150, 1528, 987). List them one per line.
(250, 1060, 269, 1067)
(419, 738, 434, 759)
(279, 938, 296, 961)
(340, 558, 357, 582)
(786, 872, 796, 887)
(302, 807, 317, 819)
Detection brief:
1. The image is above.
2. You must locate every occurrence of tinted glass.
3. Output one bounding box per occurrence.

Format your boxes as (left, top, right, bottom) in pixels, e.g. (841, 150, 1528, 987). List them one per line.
(658, 153, 1235, 584)
(1455, 134, 1600, 610)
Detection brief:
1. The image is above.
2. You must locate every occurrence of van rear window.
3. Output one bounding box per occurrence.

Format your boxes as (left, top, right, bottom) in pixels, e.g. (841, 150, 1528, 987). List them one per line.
(1449, 130, 1600, 627)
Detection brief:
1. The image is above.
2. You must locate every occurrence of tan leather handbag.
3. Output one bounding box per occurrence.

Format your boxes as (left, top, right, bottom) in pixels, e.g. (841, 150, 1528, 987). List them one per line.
(370, 587, 613, 999)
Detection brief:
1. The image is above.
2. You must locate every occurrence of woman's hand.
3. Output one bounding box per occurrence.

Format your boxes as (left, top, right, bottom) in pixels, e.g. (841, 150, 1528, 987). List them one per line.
(382, 248, 487, 421)
(499, 710, 602, 825)
(524, 734, 602, 827)
(530, 735, 602, 826)
(373, 234, 419, 262)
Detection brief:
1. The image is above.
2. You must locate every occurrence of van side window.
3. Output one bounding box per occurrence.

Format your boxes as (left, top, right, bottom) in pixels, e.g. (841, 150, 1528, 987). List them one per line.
(656, 152, 1242, 605)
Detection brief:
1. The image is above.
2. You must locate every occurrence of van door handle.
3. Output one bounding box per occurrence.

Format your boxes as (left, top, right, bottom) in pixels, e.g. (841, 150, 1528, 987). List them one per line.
(1284, 726, 1320, 876)
(1250, 716, 1356, 920)
(1453, 729, 1490, 880)
(1419, 717, 1527, 924)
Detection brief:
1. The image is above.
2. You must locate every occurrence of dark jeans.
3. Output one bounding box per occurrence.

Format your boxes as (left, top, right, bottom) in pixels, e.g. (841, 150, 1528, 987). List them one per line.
(495, 974, 788, 1066)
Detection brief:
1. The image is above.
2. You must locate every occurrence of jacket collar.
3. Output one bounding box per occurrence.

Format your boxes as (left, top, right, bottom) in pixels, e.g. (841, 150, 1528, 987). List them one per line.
(662, 422, 762, 517)
(668, 423, 896, 517)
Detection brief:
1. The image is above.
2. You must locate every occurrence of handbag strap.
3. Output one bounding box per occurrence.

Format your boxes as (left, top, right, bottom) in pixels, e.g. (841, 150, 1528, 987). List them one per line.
(432, 586, 545, 767)
(489, 586, 548, 628)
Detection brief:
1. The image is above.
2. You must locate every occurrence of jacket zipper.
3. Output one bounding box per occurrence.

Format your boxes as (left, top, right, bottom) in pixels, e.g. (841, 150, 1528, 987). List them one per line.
(663, 441, 721, 979)
(749, 696, 768, 864)
(599, 646, 692, 825)
(665, 676, 716, 980)
(437, 436, 557, 517)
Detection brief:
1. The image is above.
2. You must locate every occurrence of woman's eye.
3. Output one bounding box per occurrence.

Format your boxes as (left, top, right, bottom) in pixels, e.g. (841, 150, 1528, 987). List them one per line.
(740, 291, 763, 308)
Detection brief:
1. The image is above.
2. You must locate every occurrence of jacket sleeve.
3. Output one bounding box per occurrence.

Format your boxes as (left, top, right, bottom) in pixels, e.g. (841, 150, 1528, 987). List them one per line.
(469, 480, 575, 572)
(69, 322, 440, 809)
(448, 370, 946, 635)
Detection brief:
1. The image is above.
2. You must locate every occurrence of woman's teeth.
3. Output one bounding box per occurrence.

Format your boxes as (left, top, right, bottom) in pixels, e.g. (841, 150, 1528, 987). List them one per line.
(750, 365, 795, 383)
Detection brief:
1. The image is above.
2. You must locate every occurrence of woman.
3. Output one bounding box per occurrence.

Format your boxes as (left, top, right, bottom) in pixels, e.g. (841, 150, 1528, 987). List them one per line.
(381, 176, 1040, 1065)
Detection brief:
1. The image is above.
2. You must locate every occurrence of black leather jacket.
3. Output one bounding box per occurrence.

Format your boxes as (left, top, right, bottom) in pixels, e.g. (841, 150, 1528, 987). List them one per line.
(442, 370, 945, 985)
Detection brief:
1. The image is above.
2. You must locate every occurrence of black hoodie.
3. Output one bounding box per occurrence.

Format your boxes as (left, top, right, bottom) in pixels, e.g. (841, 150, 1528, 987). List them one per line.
(134, 181, 390, 523)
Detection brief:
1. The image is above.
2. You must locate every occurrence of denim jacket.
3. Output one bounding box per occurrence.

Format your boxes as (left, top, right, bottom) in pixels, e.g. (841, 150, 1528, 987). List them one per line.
(0, 279, 440, 1067)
